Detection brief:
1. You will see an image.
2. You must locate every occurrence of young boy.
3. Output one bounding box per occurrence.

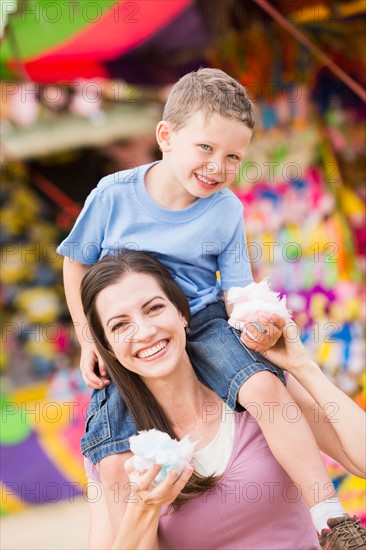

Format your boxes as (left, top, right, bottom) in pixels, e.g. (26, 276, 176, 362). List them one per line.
(58, 68, 360, 543)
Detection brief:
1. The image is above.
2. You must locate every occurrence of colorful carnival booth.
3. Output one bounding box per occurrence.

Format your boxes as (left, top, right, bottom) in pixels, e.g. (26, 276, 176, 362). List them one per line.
(1, 0, 365, 521)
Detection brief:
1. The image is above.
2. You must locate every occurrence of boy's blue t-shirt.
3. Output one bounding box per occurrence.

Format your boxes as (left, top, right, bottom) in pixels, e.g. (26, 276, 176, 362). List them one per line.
(57, 162, 253, 315)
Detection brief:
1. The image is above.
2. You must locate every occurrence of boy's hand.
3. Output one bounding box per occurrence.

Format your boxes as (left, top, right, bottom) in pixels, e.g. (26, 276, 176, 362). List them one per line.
(80, 343, 110, 389)
(240, 314, 285, 353)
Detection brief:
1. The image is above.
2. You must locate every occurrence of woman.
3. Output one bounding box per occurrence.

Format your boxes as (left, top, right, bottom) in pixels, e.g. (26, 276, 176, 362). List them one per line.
(81, 251, 365, 549)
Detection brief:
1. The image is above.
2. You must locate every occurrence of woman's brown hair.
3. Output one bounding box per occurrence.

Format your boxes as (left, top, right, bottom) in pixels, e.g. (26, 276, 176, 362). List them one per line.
(81, 250, 218, 507)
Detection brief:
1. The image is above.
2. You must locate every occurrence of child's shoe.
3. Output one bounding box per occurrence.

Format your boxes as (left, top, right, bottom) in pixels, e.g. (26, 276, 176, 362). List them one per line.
(319, 514, 366, 549)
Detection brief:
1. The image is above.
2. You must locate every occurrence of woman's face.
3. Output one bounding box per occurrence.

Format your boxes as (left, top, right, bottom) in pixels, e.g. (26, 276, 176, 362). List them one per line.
(96, 273, 188, 380)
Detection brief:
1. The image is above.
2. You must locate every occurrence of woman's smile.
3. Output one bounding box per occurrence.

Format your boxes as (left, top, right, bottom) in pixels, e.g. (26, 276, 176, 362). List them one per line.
(96, 273, 187, 379)
(135, 338, 171, 360)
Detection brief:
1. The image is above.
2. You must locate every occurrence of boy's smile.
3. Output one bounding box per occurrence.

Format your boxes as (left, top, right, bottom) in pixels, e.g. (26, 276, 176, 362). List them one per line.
(194, 171, 222, 190)
(148, 112, 253, 210)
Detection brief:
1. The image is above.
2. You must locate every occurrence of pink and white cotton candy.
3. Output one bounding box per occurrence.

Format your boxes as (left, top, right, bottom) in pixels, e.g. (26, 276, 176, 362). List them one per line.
(227, 279, 291, 333)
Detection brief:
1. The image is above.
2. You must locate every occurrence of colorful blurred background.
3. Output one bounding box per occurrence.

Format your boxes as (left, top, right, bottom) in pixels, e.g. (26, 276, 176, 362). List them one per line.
(1, 1, 365, 548)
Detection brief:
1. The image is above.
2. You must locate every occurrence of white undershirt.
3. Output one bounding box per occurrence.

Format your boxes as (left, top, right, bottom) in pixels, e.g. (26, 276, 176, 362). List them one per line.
(193, 403, 235, 477)
(85, 403, 236, 482)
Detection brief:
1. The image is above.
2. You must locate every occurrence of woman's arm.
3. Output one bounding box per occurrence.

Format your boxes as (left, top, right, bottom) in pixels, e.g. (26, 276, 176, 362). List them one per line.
(263, 317, 366, 478)
(112, 500, 161, 550)
(97, 453, 193, 550)
(90, 452, 159, 549)
(286, 371, 365, 478)
(112, 460, 193, 550)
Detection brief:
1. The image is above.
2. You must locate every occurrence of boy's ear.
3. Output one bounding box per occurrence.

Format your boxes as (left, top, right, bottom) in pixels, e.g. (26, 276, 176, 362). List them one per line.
(156, 120, 172, 153)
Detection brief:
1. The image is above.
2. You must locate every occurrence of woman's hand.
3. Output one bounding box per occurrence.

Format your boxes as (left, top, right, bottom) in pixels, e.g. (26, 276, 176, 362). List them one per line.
(124, 458, 193, 511)
(112, 459, 193, 549)
(260, 316, 316, 374)
(240, 314, 285, 352)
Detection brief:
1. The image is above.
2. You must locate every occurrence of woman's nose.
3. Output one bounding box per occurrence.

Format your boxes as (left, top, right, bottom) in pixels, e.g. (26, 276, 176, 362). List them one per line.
(135, 319, 157, 342)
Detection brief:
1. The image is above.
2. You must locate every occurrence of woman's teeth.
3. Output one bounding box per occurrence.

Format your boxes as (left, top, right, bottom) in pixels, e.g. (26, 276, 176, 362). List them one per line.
(137, 340, 168, 358)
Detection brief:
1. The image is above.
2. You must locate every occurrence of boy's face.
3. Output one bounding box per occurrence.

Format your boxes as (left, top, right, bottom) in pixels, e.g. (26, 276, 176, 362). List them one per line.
(162, 111, 253, 201)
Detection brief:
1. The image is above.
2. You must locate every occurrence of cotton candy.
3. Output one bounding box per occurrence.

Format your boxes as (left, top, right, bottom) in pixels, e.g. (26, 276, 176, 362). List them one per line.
(227, 279, 291, 332)
(129, 429, 196, 483)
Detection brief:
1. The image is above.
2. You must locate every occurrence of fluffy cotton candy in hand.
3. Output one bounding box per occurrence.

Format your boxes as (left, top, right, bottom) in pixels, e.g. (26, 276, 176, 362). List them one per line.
(129, 429, 196, 483)
(227, 279, 291, 332)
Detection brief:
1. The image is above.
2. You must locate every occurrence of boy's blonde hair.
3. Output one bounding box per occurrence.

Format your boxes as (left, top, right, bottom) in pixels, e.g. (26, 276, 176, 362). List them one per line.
(163, 68, 255, 131)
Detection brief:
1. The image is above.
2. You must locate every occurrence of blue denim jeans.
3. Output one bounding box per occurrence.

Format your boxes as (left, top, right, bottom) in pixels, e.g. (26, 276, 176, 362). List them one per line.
(81, 301, 285, 463)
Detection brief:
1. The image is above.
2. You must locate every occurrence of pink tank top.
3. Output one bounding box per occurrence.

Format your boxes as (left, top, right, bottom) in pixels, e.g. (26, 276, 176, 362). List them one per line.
(158, 411, 321, 549)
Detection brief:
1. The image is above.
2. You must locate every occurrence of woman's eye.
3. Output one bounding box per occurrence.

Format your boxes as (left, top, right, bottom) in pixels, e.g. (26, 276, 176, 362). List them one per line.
(111, 321, 127, 332)
(200, 144, 212, 151)
(148, 304, 164, 314)
(228, 154, 239, 160)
